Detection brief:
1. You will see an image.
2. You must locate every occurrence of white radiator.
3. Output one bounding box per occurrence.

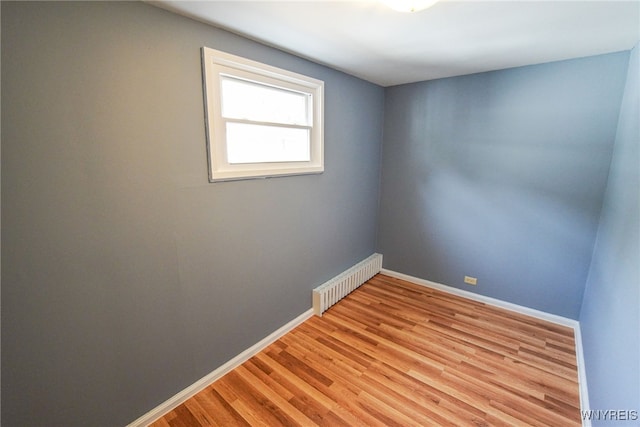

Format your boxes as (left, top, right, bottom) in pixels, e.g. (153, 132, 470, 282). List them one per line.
(312, 253, 383, 316)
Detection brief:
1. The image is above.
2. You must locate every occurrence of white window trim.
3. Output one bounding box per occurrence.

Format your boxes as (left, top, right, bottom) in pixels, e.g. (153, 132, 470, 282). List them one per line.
(201, 47, 324, 182)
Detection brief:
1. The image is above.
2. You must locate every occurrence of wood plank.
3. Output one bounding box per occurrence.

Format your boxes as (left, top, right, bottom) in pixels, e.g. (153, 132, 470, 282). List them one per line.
(193, 387, 251, 427)
(149, 273, 581, 426)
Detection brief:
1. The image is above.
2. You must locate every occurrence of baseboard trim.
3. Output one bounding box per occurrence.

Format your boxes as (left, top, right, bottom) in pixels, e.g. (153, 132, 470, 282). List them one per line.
(127, 308, 314, 427)
(381, 269, 579, 326)
(379, 268, 591, 425)
(128, 267, 591, 426)
(573, 323, 591, 427)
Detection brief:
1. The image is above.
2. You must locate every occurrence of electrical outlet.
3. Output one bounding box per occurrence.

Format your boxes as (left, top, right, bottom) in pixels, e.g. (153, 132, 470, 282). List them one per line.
(464, 276, 477, 285)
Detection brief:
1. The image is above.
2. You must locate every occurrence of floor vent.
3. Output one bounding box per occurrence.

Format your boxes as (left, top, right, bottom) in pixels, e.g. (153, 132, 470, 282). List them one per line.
(312, 253, 383, 316)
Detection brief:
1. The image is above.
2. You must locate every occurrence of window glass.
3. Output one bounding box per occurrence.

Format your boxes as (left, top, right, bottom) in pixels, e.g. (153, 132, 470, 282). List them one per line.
(226, 123, 311, 164)
(221, 77, 311, 126)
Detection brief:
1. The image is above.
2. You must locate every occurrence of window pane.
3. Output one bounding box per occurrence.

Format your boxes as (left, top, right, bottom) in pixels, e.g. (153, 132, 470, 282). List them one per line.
(226, 122, 311, 164)
(221, 77, 310, 125)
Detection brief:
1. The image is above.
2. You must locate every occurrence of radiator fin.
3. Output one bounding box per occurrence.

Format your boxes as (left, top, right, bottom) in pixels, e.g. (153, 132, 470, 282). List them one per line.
(312, 253, 383, 316)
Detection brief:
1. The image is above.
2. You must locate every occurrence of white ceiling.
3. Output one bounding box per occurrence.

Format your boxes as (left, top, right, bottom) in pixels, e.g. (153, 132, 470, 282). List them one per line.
(151, 0, 640, 87)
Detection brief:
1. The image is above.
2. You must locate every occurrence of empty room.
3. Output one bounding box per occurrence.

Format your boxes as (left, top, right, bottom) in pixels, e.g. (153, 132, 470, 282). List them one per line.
(2, 1, 638, 426)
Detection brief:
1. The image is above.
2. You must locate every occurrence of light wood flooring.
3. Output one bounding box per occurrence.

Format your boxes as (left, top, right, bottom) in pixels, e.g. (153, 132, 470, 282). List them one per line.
(150, 274, 581, 426)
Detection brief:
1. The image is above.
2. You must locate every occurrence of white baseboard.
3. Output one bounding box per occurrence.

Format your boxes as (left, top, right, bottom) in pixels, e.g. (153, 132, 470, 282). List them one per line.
(380, 268, 591, 425)
(380, 269, 577, 327)
(128, 267, 591, 427)
(127, 308, 314, 427)
(572, 323, 591, 427)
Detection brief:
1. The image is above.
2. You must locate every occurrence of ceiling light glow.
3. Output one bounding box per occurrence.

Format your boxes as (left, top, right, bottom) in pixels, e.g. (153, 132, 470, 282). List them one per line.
(381, 0, 439, 13)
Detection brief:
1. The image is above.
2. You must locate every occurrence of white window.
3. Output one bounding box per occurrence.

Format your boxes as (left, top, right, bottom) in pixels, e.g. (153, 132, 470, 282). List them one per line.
(201, 47, 324, 182)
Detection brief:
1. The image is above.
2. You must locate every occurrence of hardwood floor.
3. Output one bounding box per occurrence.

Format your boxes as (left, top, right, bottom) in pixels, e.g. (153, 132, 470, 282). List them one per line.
(150, 274, 581, 426)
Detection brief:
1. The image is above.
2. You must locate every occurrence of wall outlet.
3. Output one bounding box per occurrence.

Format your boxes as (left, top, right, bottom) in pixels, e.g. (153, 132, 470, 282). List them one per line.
(464, 276, 477, 285)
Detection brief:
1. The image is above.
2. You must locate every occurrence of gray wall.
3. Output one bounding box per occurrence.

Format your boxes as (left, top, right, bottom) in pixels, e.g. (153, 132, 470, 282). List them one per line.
(377, 52, 629, 319)
(580, 45, 639, 423)
(1, 2, 383, 426)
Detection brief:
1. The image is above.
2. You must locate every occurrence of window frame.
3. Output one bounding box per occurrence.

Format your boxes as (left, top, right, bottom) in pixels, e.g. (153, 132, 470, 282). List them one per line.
(201, 47, 324, 182)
